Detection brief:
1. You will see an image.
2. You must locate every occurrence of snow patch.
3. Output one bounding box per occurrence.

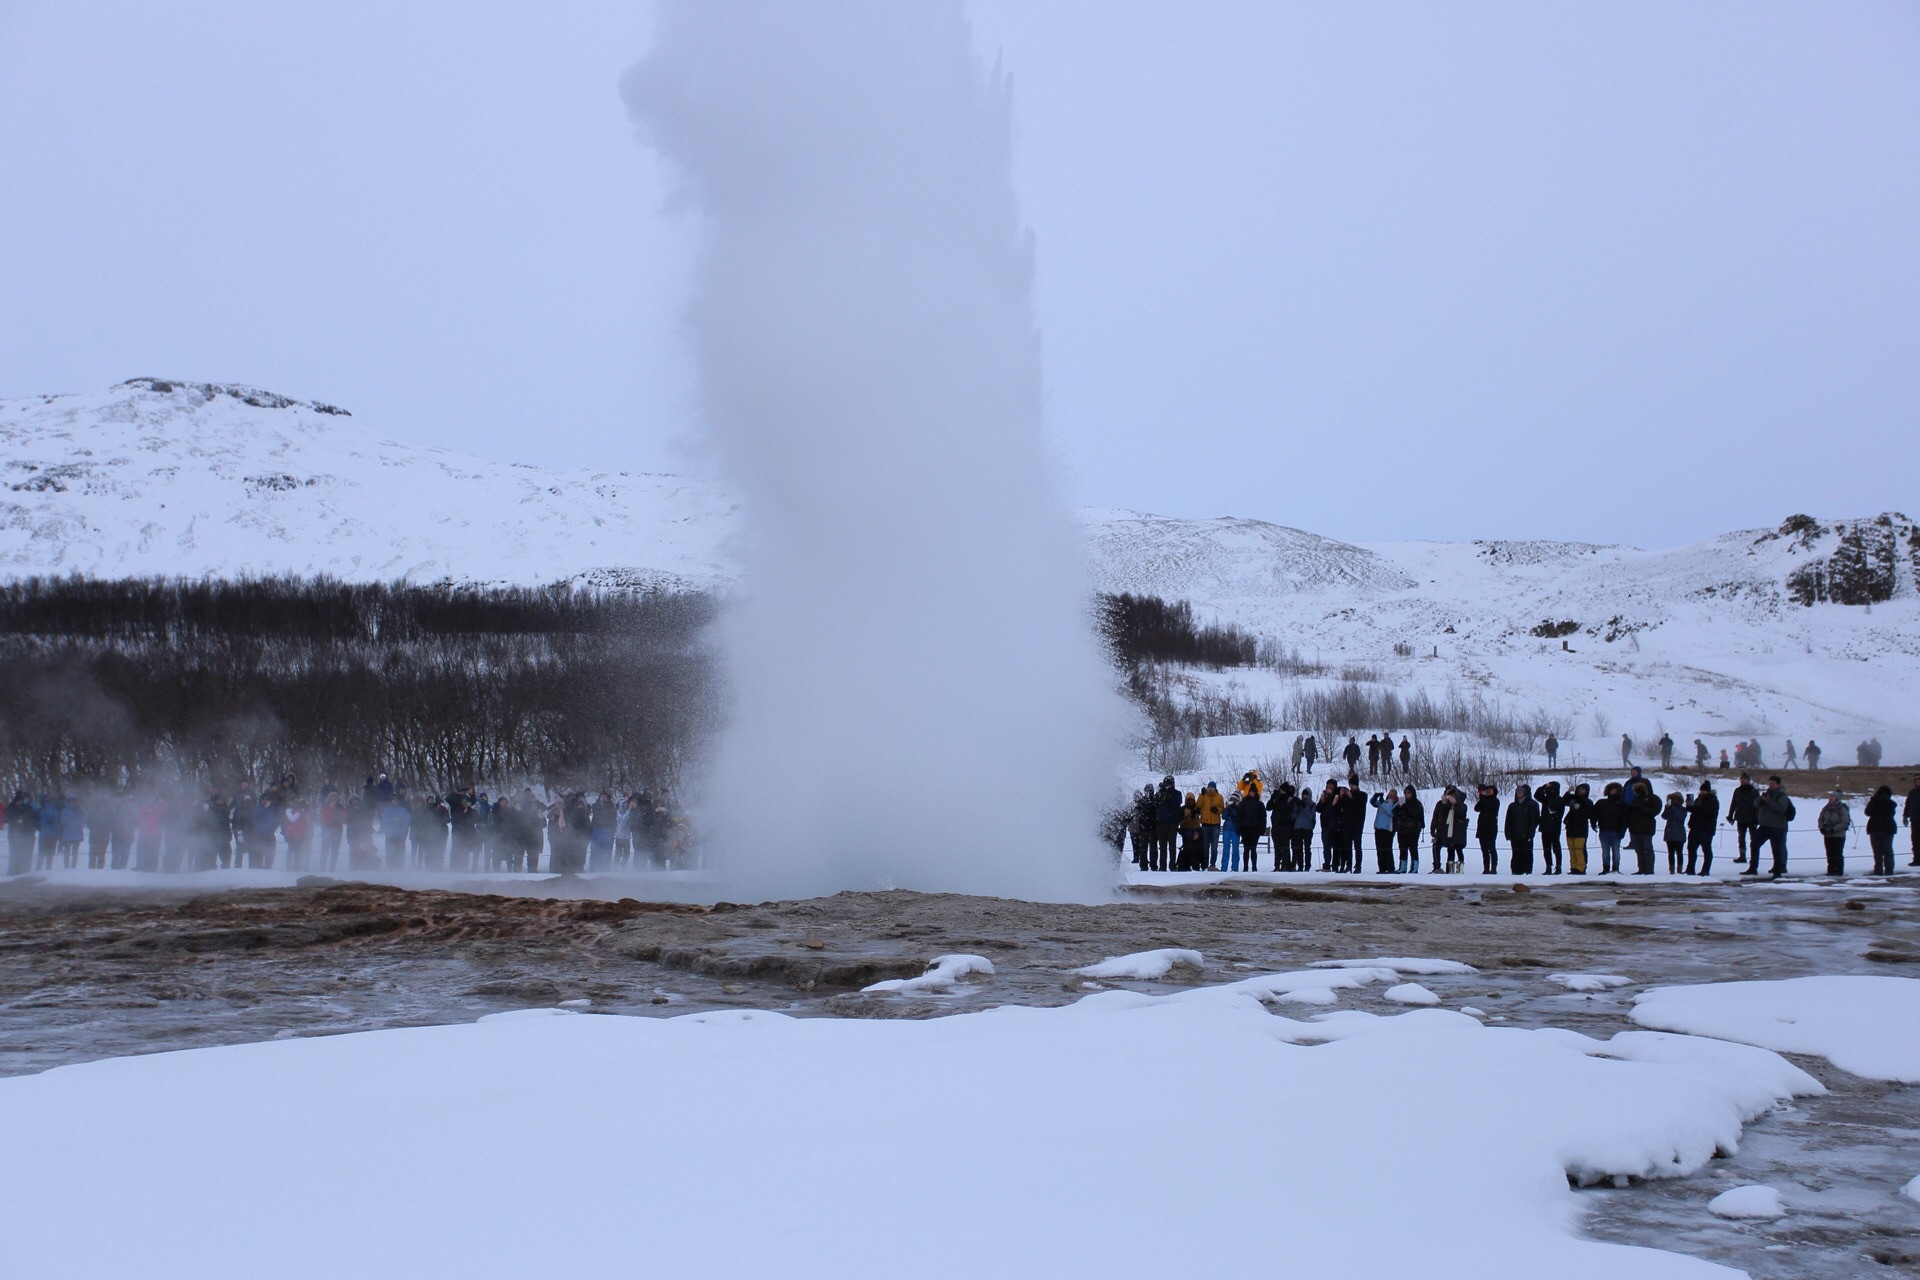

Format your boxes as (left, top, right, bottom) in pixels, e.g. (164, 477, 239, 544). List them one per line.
(1708, 1185, 1785, 1219)
(1075, 948, 1205, 981)
(1384, 983, 1442, 1006)
(1314, 957, 1478, 975)
(1631, 976, 1920, 1082)
(1550, 974, 1633, 992)
(862, 954, 995, 994)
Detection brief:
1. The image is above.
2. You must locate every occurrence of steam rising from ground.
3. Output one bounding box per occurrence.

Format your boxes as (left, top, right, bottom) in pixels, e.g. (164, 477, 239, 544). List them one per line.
(624, 1, 1126, 901)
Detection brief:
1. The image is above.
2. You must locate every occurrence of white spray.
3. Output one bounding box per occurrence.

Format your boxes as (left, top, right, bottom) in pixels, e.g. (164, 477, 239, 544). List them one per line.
(624, 1, 1128, 902)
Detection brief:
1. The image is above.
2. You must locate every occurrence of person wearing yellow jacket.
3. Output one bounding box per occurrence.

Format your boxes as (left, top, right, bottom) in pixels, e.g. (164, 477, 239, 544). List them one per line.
(1199, 782, 1227, 870)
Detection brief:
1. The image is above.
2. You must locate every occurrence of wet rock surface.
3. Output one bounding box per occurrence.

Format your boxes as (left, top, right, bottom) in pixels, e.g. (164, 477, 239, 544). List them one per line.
(3, 875, 1918, 1275)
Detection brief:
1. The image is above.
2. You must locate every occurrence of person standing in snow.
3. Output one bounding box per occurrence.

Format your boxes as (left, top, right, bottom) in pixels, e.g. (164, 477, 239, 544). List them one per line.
(1266, 784, 1296, 871)
(1620, 734, 1633, 768)
(1152, 776, 1181, 872)
(1817, 789, 1851, 877)
(1398, 736, 1412, 775)
(1368, 789, 1398, 874)
(1592, 783, 1628, 875)
(1366, 735, 1381, 777)
(1905, 774, 1920, 868)
(1129, 786, 1154, 870)
(1685, 780, 1719, 875)
(1657, 734, 1674, 771)
(1543, 734, 1559, 769)
(1473, 784, 1501, 875)
(380, 792, 412, 869)
(1751, 777, 1796, 879)
(1342, 737, 1362, 775)
(1315, 781, 1342, 871)
(1289, 784, 1317, 871)
(1290, 734, 1305, 775)
(1661, 792, 1688, 874)
(1783, 739, 1798, 769)
(1535, 781, 1566, 874)
(1393, 785, 1424, 873)
(4, 791, 36, 877)
(1562, 782, 1594, 875)
(1626, 780, 1661, 875)
(1693, 739, 1709, 769)
(1865, 785, 1898, 877)
(1504, 784, 1539, 875)
(1303, 735, 1318, 775)
(1235, 787, 1267, 872)
(1177, 792, 1203, 872)
(1804, 740, 1821, 771)
(1198, 781, 1227, 871)
(1727, 773, 1759, 868)
(1430, 787, 1467, 874)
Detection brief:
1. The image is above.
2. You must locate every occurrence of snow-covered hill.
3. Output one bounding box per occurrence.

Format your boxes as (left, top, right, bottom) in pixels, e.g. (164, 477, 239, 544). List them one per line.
(6, 380, 1915, 760)
(0, 379, 736, 589)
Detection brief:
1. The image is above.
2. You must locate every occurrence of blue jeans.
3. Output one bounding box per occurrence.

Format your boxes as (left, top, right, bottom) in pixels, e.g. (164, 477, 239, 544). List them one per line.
(1215, 826, 1235, 871)
(1755, 827, 1788, 876)
(1598, 831, 1624, 873)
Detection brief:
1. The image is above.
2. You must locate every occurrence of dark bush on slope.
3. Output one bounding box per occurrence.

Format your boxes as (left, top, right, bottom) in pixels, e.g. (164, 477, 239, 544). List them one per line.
(1097, 592, 1259, 670)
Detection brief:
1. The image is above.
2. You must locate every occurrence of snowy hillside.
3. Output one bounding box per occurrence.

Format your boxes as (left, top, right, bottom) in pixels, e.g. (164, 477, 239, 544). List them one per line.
(5, 380, 1915, 759)
(0, 379, 736, 589)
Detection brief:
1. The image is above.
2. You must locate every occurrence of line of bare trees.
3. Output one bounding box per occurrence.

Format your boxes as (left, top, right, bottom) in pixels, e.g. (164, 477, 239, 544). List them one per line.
(0, 577, 717, 797)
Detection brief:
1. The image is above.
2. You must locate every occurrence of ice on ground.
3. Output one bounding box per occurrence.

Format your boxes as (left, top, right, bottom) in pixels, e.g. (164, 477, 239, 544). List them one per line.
(1461, 1006, 1488, 1018)
(1551, 974, 1633, 992)
(1631, 976, 1920, 1082)
(1076, 948, 1204, 980)
(1904, 1174, 1920, 1204)
(1385, 982, 1442, 1006)
(1313, 956, 1478, 975)
(862, 954, 994, 994)
(1707, 1185, 1785, 1219)
(0, 993, 1821, 1279)
(1171, 966, 1399, 1008)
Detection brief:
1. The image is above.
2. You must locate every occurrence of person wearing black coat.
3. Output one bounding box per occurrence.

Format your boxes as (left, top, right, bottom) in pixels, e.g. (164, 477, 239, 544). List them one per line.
(1393, 786, 1425, 873)
(1592, 783, 1629, 874)
(1472, 785, 1501, 875)
(1266, 786, 1296, 872)
(1152, 777, 1182, 872)
(1866, 785, 1899, 877)
(1686, 781, 1720, 875)
(1535, 782, 1566, 875)
(1504, 784, 1540, 875)
(1429, 788, 1466, 873)
(1235, 790, 1268, 872)
(1316, 783, 1342, 871)
(1340, 785, 1369, 873)
(1626, 780, 1662, 875)
(1905, 775, 1920, 867)
(1562, 783, 1594, 875)
(1727, 774, 1759, 868)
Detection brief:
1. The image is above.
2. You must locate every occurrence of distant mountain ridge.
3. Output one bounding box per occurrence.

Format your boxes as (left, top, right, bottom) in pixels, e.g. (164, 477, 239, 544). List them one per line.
(5, 379, 1915, 755)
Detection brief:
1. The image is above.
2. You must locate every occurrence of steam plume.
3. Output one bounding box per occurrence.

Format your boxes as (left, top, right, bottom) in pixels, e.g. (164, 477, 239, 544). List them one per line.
(624, 1, 1127, 901)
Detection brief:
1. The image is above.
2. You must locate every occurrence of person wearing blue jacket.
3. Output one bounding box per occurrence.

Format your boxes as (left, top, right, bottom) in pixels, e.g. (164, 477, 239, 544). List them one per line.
(56, 795, 87, 869)
(1290, 788, 1316, 872)
(1368, 790, 1398, 874)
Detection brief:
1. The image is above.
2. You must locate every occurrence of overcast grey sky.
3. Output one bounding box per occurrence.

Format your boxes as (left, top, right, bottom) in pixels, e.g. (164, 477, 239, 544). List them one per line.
(3, 2, 1915, 546)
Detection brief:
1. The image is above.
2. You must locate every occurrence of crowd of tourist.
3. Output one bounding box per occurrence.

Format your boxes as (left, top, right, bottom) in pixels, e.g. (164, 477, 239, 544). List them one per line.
(1579, 732, 1889, 772)
(2, 773, 694, 877)
(1128, 769, 1920, 880)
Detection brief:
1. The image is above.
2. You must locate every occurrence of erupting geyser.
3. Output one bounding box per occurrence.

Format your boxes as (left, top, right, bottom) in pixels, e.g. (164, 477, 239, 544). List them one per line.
(624, 0, 1128, 901)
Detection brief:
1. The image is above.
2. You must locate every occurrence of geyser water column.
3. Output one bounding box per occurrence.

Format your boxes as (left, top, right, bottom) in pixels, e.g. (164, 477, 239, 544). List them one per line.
(625, 1, 1128, 901)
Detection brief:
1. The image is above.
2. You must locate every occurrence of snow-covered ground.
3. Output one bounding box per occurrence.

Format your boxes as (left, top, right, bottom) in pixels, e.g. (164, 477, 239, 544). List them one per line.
(1631, 976, 1920, 1083)
(0, 973, 1831, 1280)
(6, 379, 1917, 759)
